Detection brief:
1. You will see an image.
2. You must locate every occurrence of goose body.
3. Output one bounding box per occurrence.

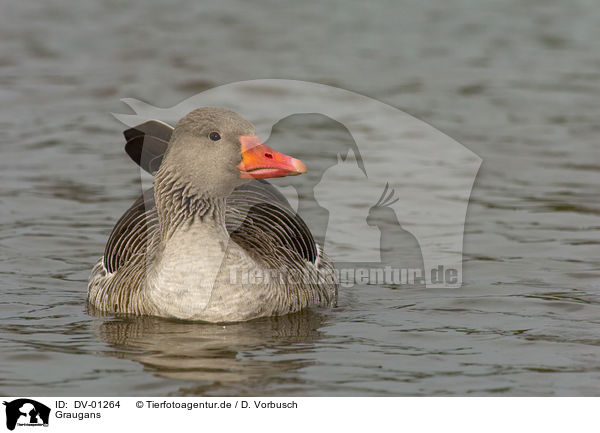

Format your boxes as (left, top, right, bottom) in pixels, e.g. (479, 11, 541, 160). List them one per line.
(88, 108, 337, 322)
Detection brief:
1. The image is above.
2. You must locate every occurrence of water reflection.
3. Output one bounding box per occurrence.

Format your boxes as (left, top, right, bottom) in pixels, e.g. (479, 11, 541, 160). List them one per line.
(90, 307, 327, 388)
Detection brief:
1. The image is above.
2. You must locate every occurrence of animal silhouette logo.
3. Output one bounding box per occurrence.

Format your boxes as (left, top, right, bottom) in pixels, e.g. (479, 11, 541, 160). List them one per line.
(3, 399, 50, 431)
(113, 79, 482, 287)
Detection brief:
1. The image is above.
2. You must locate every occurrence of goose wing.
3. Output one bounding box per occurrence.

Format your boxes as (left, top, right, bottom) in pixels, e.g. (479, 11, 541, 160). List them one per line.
(103, 191, 158, 274)
(226, 180, 318, 265)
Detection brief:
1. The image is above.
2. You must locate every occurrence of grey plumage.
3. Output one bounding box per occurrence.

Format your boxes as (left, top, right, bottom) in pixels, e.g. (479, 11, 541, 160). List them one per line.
(88, 108, 337, 322)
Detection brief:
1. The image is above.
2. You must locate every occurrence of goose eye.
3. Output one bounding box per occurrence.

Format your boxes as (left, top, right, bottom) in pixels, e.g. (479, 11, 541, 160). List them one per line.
(209, 131, 221, 141)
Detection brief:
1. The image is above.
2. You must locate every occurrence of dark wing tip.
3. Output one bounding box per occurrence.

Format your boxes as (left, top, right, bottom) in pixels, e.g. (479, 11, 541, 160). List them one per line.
(123, 119, 174, 143)
(123, 120, 174, 175)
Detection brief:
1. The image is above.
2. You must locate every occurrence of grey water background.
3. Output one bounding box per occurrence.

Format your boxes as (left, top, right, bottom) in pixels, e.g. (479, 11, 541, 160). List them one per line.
(1, 0, 599, 396)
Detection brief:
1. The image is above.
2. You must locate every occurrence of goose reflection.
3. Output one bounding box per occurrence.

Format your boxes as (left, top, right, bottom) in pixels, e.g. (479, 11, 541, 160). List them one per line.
(89, 306, 328, 393)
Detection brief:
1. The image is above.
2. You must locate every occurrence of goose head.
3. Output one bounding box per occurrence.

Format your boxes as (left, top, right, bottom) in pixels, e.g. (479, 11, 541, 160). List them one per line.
(157, 108, 306, 198)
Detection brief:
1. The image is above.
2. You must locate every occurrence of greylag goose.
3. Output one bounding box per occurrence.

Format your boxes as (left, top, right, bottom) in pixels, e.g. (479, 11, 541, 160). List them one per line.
(88, 108, 338, 322)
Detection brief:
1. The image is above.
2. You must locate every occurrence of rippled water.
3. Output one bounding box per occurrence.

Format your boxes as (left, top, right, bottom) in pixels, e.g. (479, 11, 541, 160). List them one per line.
(1, 0, 599, 396)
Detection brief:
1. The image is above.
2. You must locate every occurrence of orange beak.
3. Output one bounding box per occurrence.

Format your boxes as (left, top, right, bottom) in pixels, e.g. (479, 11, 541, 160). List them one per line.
(237, 135, 307, 179)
